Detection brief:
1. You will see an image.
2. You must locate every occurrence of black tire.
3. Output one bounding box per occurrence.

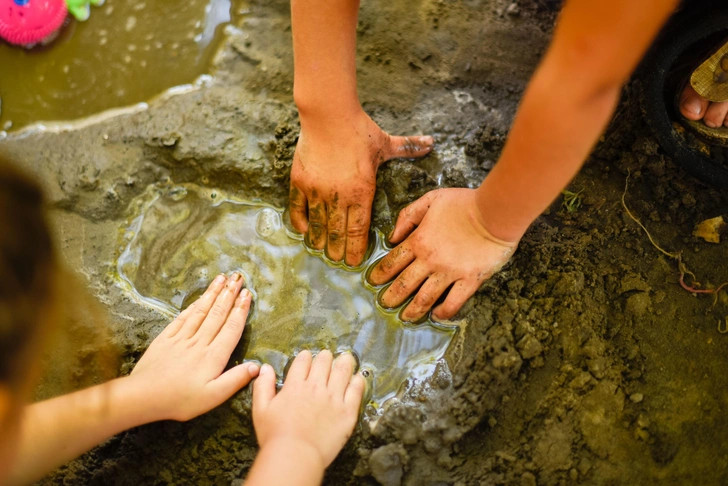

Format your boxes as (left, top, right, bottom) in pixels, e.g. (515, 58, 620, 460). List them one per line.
(638, 4, 728, 188)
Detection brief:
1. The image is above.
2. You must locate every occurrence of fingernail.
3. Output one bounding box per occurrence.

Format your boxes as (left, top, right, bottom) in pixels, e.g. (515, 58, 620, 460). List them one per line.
(214, 274, 226, 285)
(232, 272, 242, 282)
(237, 288, 252, 304)
(420, 135, 433, 144)
(260, 364, 274, 375)
(247, 362, 260, 375)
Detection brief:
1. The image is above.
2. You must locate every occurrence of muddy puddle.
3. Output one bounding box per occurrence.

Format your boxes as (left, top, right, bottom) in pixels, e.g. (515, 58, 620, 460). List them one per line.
(0, 0, 237, 131)
(116, 183, 456, 410)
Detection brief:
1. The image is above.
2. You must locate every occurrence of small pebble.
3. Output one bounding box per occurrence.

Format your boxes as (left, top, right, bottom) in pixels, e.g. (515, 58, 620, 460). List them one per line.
(630, 393, 644, 403)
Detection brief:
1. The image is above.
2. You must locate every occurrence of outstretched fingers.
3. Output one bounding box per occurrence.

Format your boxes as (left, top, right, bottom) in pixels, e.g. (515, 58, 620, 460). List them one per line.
(368, 241, 415, 286)
(379, 260, 430, 309)
(306, 196, 327, 250)
(289, 185, 309, 234)
(284, 350, 313, 385)
(400, 273, 452, 322)
(328, 353, 356, 397)
(196, 272, 245, 344)
(345, 204, 371, 267)
(308, 350, 334, 385)
(252, 363, 278, 414)
(389, 192, 436, 244)
(344, 374, 366, 411)
(326, 195, 347, 262)
(210, 288, 252, 356)
(175, 274, 228, 339)
(432, 279, 480, 321)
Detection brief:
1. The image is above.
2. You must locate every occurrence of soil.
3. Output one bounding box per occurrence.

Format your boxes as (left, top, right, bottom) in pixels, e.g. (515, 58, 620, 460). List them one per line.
(1, 0, 727, 485)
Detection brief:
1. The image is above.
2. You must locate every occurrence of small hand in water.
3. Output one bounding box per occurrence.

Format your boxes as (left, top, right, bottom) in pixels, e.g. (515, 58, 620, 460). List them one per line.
(129, 273, 259, 422)
(252, 350, 365, 468)
(369, 188, 518, 322)
(289, 109, 433, 266)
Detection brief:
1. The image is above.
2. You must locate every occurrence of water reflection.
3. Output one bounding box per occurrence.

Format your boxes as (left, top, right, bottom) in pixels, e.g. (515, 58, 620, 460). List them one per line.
(116, 184, 456, 408)
(0, 0, 237, 131)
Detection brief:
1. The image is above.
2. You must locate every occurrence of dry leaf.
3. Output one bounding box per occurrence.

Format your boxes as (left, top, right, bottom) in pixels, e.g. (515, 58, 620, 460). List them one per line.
(693, 215, 726, 244)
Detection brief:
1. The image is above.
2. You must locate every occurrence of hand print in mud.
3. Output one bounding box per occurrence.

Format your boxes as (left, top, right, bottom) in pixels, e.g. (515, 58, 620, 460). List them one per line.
(116, 183, 457, 412)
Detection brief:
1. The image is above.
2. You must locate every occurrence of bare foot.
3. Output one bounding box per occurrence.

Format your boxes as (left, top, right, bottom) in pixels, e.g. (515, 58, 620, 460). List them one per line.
(679, 84, 728, 128)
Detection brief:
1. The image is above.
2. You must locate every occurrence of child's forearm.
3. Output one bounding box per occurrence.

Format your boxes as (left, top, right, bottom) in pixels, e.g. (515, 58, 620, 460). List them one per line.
(476, 0, 678, 242)
(246, 438, 325, 486)
(475, 61, 621, 241)
(8, 376, 155, 485)
(291, 0, 361, 121)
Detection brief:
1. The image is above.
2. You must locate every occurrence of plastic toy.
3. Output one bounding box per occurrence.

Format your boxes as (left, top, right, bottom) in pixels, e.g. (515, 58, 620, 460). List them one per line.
(0, 0, 102, 47)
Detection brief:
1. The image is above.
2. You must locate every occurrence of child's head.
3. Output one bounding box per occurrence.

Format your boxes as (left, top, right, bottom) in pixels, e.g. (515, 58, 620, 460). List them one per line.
(0, 155, 57, 472)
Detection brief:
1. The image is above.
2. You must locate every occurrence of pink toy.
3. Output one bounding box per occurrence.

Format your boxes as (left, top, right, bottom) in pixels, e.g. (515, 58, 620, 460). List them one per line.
(0, 0, 68, 46)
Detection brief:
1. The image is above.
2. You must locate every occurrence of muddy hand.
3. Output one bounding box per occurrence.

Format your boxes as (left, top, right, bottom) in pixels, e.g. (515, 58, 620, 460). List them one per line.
(368, 188, 518, 322)
(129, 273, 259, 422)
(289, 109, 433, 266)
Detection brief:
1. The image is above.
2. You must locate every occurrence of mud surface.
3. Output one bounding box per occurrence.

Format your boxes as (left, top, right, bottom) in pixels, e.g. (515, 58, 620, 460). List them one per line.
(117, 182, 455, 408)
(1, 0, 727, 484)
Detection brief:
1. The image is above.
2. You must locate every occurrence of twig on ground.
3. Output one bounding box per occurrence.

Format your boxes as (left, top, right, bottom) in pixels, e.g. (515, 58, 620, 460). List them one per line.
(621, 170, 727, 305)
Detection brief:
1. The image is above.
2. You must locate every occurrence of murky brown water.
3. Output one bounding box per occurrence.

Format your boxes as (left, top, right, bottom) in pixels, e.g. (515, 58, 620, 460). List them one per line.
(116, 184, 456, 410)
(0, 0, 236, 131)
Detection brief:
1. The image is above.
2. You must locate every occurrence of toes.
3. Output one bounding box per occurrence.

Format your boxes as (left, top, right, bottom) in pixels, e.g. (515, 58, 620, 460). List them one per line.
(703, 100, 728, 128)
(679, 85, 709, 121)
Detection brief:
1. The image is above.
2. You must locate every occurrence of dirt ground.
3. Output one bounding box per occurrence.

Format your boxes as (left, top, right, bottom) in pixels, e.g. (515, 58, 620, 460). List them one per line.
(1, 0, 727, 484)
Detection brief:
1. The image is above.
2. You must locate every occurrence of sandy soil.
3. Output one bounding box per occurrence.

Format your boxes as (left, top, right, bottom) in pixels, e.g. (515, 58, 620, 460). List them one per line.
(1, 0, 726, 484)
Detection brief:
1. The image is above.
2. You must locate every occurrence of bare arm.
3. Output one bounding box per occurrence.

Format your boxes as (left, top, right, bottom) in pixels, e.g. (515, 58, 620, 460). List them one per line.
(8, 274, 258, 485)
(477, 0, 679, 241)
(371, 0, 679, 321)
(288, 0, 433, 267)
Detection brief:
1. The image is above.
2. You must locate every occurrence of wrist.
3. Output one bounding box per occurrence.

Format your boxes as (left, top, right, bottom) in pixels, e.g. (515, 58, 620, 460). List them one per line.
(470, 187, 522, 246)
(294, 88, 363, 126)
(248, 436, 326, 486)
(114, 375, 168, 425)
(474, 179, 530, 244)
(260, 436, 326, 469)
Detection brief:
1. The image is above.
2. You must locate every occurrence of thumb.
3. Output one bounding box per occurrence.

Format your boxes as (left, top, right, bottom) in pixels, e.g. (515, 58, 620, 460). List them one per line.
(208, 362, 260, 403)
(390, 191, 437, 244)
(252, 364, 277, 415)
(382, 135, 434, 165)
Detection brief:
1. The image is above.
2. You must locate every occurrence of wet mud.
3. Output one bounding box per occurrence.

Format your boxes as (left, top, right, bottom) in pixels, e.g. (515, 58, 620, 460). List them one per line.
(117, 183, 455, 408)
(1, 0, 727, 484)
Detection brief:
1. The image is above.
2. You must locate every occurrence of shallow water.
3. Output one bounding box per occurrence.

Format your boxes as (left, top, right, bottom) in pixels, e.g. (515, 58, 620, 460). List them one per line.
(0, 0, 236, 131)
(116, 184, 456, 409)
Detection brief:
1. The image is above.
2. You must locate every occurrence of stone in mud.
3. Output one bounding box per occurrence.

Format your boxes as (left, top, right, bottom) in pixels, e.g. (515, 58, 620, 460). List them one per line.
(369, 444, 408, 486)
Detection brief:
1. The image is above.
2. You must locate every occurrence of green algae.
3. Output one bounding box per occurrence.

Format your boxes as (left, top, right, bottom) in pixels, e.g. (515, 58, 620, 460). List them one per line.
(115, 183, 456, 408)
(0, 0, 237, 131)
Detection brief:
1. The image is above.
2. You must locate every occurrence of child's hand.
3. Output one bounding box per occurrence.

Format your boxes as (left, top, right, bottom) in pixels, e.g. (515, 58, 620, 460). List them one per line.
(128, 273, 259, 422)
(368, 188, 518, 322)
(252, 350, 365, 468)
(289, 110, 433, 266)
